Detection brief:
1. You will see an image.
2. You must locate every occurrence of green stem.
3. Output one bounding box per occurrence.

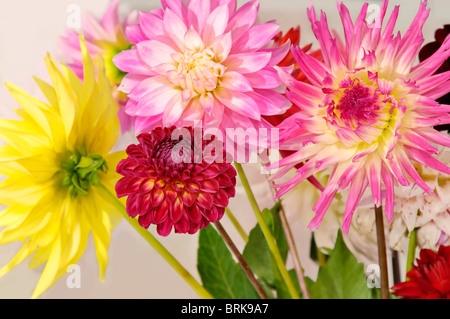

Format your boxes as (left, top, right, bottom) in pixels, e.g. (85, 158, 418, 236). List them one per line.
(225, 207, 249, 243)
(406, 228, 418, 277)
(96, 183, 213, 299)
(317, 247, 327, 268)
(375, 205, 390, 299)
(234, 162, 300, 299)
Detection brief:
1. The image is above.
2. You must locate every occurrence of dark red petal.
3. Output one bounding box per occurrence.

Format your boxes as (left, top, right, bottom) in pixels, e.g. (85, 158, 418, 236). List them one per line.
(153, 200, 169, 224)
(216, 206, 225, 220)
(138, 211, 153, 229)
(126, 195, 139, 218)
(203, 165, 220, 178)
(170, 197, 184, 223)
(188, 222, 201, 234)
(216, 173, 233, 188)
(115, 176, 136, 197)
(140, 179, 155, 193)
(137, 195, 151, 216)
(214, 189, 229, 207)
(157, 218, 173, 236)
(196, 192, 213, 209)
(151, 189, 165, 206)
(200, 179, 220, 193)
(187, 182, 200, 193)
(174, 215, 190, 234)
(187, 205, 202, 223)
(165, 187, 177, 202)
(181, 189, 196, 207)
(202, 205, 218, 222)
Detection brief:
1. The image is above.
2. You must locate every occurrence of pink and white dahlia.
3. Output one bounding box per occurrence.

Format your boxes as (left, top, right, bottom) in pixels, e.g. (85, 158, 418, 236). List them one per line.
(271, 0, 450, 233)
(113, 0, 291, 145)
(60, 0, 136, 132)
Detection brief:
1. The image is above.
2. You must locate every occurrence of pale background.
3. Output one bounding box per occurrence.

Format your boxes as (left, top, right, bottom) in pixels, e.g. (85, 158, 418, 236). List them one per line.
(0, 0, 448, 299)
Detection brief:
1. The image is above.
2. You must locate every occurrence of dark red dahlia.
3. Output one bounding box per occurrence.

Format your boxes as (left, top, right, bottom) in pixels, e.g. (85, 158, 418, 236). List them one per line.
(419, 24, 450, 131)
(115, 126, 237, 236)
(391, 245, 450, 299)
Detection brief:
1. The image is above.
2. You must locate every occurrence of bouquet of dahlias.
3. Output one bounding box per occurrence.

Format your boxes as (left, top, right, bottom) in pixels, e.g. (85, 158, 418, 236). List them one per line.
(0, 0, 449, 302)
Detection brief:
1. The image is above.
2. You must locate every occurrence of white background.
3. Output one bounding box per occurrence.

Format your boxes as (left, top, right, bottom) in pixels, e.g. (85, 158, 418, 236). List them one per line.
(0, 0, 448, 299)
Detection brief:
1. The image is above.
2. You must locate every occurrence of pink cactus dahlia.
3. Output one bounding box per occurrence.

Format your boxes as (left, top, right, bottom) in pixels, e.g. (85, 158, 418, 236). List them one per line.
(60, 0, 136, 132)
(115, 126, 237, 236)
(113, 0, 291, 143)
(270, 0, 450, 233)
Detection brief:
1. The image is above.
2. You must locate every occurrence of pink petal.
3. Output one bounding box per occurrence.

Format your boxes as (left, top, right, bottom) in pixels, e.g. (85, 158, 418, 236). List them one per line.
(163, 94, 185, 126)
(202, 4, 229, 45)
(226, 0, 259, 41)
(126, 86, 180, 117)
(138, 11, 164, 39)
(163, 8, 188, 50)
(101, 0, 120, 36)
(199, 92, 215, 115)
(231, 22, 279, 53)
(244, 69, 282, 89)
(225, 52, 271, 74)
(220, 71, 253, 92)
(113, 49, 153, 75)
(136, 40, 177, 68)
(342, 171, 369, 234)
(214, 88, 261, 120)
(187, 0, 210, 33)
(126, 24, 147, 44)
(211, 32, 232, 62)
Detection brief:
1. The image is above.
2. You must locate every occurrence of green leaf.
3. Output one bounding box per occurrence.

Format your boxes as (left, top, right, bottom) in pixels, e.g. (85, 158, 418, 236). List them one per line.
(197, 225, 260, 299)
(242, 202, 288, 286)
(309, 230, 376, 299)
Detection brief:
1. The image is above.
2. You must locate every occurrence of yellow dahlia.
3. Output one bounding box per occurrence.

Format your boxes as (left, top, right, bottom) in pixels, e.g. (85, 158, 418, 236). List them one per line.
(0, 36, 124, 298)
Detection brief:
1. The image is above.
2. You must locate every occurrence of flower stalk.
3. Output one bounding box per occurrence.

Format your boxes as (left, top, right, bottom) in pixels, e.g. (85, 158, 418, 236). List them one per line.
(234, 162, 300, 299)
(375, 205, 390, 299)
(406, 228, 418, 276)
(96, 183, 213, 299)
(225, 207, 249, 243)
(213, 221, 267, 299)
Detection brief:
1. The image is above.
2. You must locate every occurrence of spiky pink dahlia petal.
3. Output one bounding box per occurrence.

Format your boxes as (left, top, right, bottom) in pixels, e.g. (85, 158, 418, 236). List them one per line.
(114, 0, 290, 150)
(116, 126, 236, 236)
(271, 0, 450, 233)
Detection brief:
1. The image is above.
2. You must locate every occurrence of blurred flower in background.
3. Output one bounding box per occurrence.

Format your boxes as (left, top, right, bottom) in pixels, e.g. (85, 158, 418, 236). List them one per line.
(392, 244, 450, 299)
(60, 0, 137, 132)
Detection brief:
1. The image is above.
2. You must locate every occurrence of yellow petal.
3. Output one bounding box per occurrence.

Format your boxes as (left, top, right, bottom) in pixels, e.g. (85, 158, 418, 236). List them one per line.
(0, 240, 36, 278)
(44, 53, 78, 140)
(31, 234, 62, 299)
(80, 35, 96, 108)
(4, 82, 53, 137)
(32, 76, 58, 109)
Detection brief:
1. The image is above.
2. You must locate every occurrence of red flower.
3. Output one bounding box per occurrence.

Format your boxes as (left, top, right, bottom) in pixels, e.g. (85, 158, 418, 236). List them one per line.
(392, 245, 450, 299)
(419, 24, 450, 131)
(115, 126, 236, 236)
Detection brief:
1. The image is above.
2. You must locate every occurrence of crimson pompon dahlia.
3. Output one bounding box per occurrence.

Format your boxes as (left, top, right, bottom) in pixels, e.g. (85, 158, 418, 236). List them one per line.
(115, 126, 236, 236)
(270, 0, 450, 233)
(392, 245, 450, 299)
(113, 0, 291, 145)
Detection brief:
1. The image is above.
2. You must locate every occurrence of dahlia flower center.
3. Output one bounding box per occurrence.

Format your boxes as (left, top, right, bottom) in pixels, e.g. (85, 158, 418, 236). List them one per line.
(172, 48, 224, 95)
(336, 82, 379, 126)
(322, 73, 404, 147)
(61, 150, 108, 198)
